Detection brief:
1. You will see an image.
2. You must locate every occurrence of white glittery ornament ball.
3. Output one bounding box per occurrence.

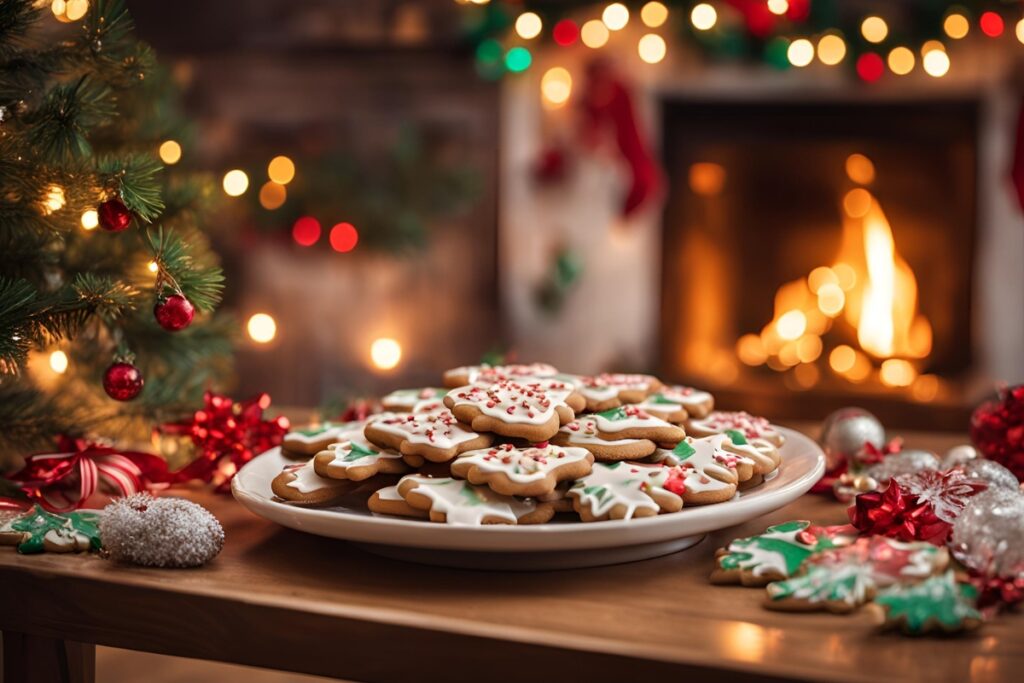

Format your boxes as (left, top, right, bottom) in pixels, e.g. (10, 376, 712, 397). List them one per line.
(101, 494, 224, 568)
(819, 407, 886, 471)
(951, 488, 1024, 578)
(865, 449, 940, 485)
(941, 444, 979, 470)
(959, 459, 1020, 492)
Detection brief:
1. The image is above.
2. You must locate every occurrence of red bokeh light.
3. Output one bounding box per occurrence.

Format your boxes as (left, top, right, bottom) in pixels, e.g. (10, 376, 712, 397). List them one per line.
(291, 216, 321, 246)
(856, 52, 885, 83)
(552, 19, 578, 46)
(329, 222, 359, 253)
(980, 12, 1004, 38)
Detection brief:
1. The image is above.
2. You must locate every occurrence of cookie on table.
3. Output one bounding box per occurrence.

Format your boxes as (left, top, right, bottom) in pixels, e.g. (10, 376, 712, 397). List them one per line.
(442, 362, 559, 388)
(396, 475, 554, 525)
(271, 460, 359, 506)
(367, 485, 430, 519)
(575, 373, 663, 412)
(380, 388, 448, 413)
(551, 417, 657, 461)
(633, 385, 714, 423)
(686, 411, 786, 447)
(450, 442, 593, 498)
(711, 520, 857, 586)
(590, 405, 685, 446)
(364, 410, 492, 465)
(444, 379, 585, 442)
(0, 508, 102, 554)
(312, 435, 409, 481)
(568, 461, 683, 522)
(870, 571, 982, 635)
(281, 420, 364, 460)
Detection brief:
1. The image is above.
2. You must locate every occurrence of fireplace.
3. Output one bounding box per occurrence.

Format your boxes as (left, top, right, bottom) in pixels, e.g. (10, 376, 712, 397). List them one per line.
(658, 97, 981, 428)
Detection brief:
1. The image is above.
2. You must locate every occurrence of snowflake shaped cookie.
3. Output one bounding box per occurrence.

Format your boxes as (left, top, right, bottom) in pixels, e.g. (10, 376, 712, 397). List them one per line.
(397, 475, 554, 525)
(568, 462, 682, 521)
(364, 409, 492, 464)
(444, 379, 585, 442)
(451, 442, 593, 497)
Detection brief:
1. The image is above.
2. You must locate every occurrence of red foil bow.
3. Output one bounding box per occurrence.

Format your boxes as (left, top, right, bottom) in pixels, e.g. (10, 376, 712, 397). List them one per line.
(968, 571, 1024, 613)
(5, 436, 169, 512)
(162, 391, 289, 493)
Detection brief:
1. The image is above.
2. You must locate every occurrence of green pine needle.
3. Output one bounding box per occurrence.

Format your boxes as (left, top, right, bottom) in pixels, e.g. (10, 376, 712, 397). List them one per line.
(145, 227, 224, 312)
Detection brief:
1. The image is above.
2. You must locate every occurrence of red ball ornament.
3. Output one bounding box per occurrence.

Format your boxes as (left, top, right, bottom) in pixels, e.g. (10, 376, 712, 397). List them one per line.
(103, 362, 144, 401)
(154, 294, 195, 332)
(970, 385, 1024, 482)
(98, 198, 133, 232)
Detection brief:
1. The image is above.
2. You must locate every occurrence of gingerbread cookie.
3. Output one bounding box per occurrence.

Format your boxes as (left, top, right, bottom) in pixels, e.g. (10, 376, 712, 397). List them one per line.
(575, 373, 663, 412)
(364, 409, 492, 464)
(442, 362, 559, 388)
(870, 571, 982, 635)
(633, 385, 714, 422)
(271, 460, 357, 506)
(766, 536, 949, 613)
(282, 420, 364, 460)
(537, 482, 575, 513)
(0, 506, 102, 554)
(591, 405, 685, 446)
(711, 521, 857, 586)
(721, 430, 781, 475)
(381, 387, 448, 413)
(686, 411, 786, 447)
(654, 439, 742, 506)
(450, 442, 593, 498)
(367, 485, 429, 519)
(396, 475, 554, 525)
(313, 435, 409, 481)
(568, 462, 682, 521)
(552, 417, 656, 461)
(444, 379, 585, 442)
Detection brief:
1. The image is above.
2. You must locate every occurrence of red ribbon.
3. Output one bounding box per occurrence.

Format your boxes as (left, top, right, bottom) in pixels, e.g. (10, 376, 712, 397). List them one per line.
(5, 436, 169, 513)
(969, 571, 1024, 612)
(860, 437, 904, 465)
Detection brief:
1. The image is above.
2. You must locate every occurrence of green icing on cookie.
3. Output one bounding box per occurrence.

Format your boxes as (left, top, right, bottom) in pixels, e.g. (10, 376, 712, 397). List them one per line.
(596, 407, 629, 421)
(7, 506, 102, 554)
(343, 441, 379, 462)
(725, 429, 748, 445)
(458, 482, 486, 506)
(296, 421, 341, 437)
(719, 521, 817, 576)
(873, 571, 981, 634)
(767, 563, 873, 607)
(671, 441, 696, 460)
(649, 394, 677, 405)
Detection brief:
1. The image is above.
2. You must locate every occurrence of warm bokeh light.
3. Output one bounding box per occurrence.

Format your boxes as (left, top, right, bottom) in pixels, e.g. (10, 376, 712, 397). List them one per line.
(581, 19, 610, 48)
(49, 350, 68, 374)
(787, 38, 814, 67)
(880, 358, 917, 387)
(159, 140, 182, 164)
(329, 222, 359, 253)
(222, 169, 249, 196)
(829, 345, 856, 373)
(912, 374, 940, 402)
(258, 181, 287, 210)
(846, 350, 872, 382)
(541, 67, 572, 107)
(514, 12, 543, 40)
(845, 153, 875, 185)
(843, 188, 872, 218)
(921, 40, 945, 55)
(776, 310, 807, 340)
(980, 11, 1004, 38)
(640, 2, 668, 28)
(1017, 19, 1024, 44)
(736, 334, 767, 366)
(51, 0, 68, 21)
(267, 156, 296, 185)
(66, 0, 87, 14)
(80, 209, 98, 230)
(603, 3, 630, 31)
(147, 260, 159, 273)
(807, 266, 837, 293)
(817, 283, 845, 316)
(42, 185, 65, 214)
(856, 52, 885, 82)
(552, 19, 579, 46)
(767, 0, 788, 16)
(923, 48, 950, 77)
(944, 13, 969, 39)
(795, 335, 822, 363)
(834, 262, 857, 291)
(291, 216, 321, 246)
(860, 16, 888, 43)
(690, 3, 717, 31)
(817, 34, 846, 66)
(247, 313, 277, 344)
(887, 46, 915, 75)
(370, 338, 403, 370)
(638, 34, 667, 64)
(688, 162, 726, 195)
(791, 363, 820, 389)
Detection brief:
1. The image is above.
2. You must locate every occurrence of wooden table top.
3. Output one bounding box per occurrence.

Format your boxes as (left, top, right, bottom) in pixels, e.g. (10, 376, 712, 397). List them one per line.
(1, 425, 1021, 683)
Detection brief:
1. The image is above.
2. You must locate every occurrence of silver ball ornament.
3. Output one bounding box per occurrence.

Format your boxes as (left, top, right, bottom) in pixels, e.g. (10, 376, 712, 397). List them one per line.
(865, 449, 940, 484)
(819, 407, 886, 471)
(941, 444, 979, 470)
(951, 488, 1024, 577)
(960, 459, 1020, 492)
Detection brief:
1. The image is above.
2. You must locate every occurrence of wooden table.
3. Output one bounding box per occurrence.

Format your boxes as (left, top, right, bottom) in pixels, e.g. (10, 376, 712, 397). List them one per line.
(1, 426, 1022, 683)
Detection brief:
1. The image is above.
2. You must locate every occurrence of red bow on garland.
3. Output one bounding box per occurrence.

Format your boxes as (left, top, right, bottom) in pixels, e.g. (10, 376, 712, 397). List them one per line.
(5, 436, 169, 513)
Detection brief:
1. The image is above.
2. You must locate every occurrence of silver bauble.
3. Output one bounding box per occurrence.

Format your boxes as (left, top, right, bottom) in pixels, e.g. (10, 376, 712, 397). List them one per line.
(941, 444, 979, 470)
(819, 407, 886, 471)
(950, 488, 1024, 577)
(960, 459, 1020, 492)
(865, 449, 940, 485)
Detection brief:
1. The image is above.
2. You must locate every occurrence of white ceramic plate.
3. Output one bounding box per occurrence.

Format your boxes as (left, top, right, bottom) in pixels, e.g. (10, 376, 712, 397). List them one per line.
(232, 427, 825, 569)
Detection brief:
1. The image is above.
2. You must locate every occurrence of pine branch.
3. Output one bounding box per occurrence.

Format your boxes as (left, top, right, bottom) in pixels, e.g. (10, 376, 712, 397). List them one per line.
(0, 0, 38, 59)
(145, 227, 224, 312)
(25, 76, 115, 161)
(97, 153, 164, 221)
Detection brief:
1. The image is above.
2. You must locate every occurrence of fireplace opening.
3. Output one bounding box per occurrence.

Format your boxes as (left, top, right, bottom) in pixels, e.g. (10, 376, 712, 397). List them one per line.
(658, 98, 978, 428)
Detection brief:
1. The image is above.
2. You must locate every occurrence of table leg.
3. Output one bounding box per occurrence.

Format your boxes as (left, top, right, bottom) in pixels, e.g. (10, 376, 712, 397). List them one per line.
(2, 631, 95, 683)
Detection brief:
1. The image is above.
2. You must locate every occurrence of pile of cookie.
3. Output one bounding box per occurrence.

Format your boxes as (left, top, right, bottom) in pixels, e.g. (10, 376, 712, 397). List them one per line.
(270, 363, 786, 525)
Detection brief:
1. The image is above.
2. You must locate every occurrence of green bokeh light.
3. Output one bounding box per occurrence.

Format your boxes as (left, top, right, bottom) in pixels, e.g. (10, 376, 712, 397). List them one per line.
(504, 46, 532, 72)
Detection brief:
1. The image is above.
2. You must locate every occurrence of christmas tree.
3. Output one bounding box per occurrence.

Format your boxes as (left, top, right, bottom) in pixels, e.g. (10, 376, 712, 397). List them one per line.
(0, 0, 232, 466)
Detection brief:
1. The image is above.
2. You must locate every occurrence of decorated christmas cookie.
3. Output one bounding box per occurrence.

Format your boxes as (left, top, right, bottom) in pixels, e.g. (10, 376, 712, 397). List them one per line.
(633, 385, 715, 422)
(551, 416, 656, 461)
(442, 362, 559, 388)
(656, 440, 740, 505)
(397, 475, 554, 525)
(450, 442, 594, 498)
(569, 461, 682, 522)
(652, 434, 750, 481)
(711, 521, 857, 586)
(766, 536, 949, 613)
(282, 420, 365, 460)
(271, 460, 358, 505)
(368, 485, 429, 519)
(575, 373, 663, 412)
(364, 409, 492, 464)
(313, 435, 409, 481)
(686, 411, 786, 447)
(444, 379, 585, 442)
(381, 388, 448, 413)
(870, 571, 982, 635)
(0, 506, 102, 554)
(591, 405, 685, 446)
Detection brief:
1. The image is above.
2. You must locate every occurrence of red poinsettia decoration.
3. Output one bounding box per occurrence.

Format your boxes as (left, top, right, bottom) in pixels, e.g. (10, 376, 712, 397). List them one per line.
(970, 384, 1024, 482)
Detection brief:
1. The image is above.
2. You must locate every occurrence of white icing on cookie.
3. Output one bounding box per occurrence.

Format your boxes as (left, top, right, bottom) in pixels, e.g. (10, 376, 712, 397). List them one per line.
(284, 421, 362, 447)
(324, 435, 402, 471)
(577, 373, 659, 404)
(454, 443, 591, 483)
(688, 411, 783, 443)
(569, 462, 669, 519)
(283, 460, 336, 494)
(381, 388, 447, 412)
(399, 475, 537, 525)
(446, 379, 576, 426)
(558, 417, 647, 446)
(375, 485, 404, 502)
(634, 385, 713, 416)
(447, 363, 559, 385)
(591, 405, 676, 433)
(654, 435, 741, 494)
(368, 409, 482, 448)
